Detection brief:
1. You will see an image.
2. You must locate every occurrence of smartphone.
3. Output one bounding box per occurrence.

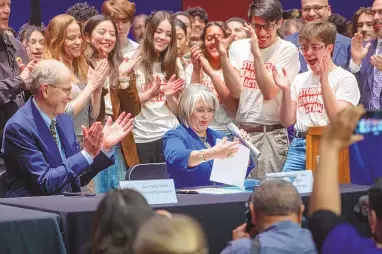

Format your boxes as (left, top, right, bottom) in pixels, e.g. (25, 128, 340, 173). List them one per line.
(355, 110, 382, 135)
(245, 196, 255, 233)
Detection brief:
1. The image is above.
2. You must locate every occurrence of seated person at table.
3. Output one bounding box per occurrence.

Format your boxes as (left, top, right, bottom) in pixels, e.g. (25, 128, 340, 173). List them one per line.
(163, 85, 253, 188)
(222, 179, 317, 254)
(85, 189, 153, 254)
(308, 105, 382, 253)
(272, 21, 360, 171)
(135, 214, 208, 254)
(2, 60, 133, 197)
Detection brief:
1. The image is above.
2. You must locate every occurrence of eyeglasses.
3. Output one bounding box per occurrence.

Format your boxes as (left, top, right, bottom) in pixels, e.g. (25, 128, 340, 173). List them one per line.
(298, 45, 325, 54)
(371, 10, 382, 17)
(301, 5, 329, 13)
(252, 23, 275, 32)
(50, 84, 72, 96)
(194, 108, 215, 114)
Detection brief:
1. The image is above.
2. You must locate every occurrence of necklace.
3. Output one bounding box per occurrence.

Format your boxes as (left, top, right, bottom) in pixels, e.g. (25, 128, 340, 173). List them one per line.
(200, 135, 211, 149)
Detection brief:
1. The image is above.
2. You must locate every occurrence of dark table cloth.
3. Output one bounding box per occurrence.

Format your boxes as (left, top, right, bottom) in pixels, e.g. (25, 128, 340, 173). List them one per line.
(0, 204, 66, 254)
(0, 184, 370, 254)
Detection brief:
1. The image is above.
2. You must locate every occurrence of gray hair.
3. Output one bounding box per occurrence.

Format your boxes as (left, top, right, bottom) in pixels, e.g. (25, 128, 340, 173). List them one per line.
(29, 59, 71, 95)
(252, 179, 302, 217)
(178, 84, 219, 127)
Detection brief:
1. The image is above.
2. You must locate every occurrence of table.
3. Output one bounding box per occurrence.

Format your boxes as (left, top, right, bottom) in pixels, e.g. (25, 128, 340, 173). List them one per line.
(0, 184, 370, 254)
(0, 204, 66, 254)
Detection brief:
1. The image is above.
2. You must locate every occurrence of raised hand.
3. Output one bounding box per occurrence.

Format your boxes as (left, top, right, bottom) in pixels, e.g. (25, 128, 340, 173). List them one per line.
(20, 59, 39, 88)
(322, 105, 365, 149)
(102, 112, 134, 151)
(82, 122, 104, 157)
(232, 223, 250, 240)
(209, 137, 240, 159)
(318, 53, 330, 82)
(190, 45, 204, 70)
(214, 33, 235, 56)
(199, 56, 213, 76)
(87, 59, 109, 92)
(371, 54, 382, 71)
(351, 32, 371, 66)
(162, 74, 184, 96)
(272, 66, 290, 91)
(241, 24, 260, 56)
(119, 49, 141, 77)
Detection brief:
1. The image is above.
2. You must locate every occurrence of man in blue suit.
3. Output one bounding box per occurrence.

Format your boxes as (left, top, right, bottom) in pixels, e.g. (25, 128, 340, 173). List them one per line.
(285, 0, 351, 73)
(2, 59, 134, 197)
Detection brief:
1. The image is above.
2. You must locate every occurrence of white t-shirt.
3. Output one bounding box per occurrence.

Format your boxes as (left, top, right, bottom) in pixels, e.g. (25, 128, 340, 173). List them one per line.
(133, 59, 184, 143)
(229, 37, 300, 125)
(291, 67, 360, 132)
(185, 64, 234, 133)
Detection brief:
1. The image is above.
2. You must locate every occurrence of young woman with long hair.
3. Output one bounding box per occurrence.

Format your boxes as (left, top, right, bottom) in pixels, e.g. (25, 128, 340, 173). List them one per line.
(124, 11, 184, 163)
(43, 14, 109, 148)
(186, 21, 237, 136)
(83, 14, 141, 193)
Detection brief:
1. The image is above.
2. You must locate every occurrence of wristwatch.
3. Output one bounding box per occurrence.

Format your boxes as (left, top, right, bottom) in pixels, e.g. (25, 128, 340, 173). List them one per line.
(199, 149, 207, 162)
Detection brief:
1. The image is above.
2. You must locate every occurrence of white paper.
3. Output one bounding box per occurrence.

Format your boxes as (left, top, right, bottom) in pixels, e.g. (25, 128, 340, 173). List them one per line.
(264, 170, 314, 194)
(210, 139, 250, 190)
(194, 187, 247, 194)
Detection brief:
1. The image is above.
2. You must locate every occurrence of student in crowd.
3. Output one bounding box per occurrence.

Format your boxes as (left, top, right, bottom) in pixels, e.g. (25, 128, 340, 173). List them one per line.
(350, 0, 382, 109)
(328, 13, 350, 37)
(84, 15, 142, 193)
(175, 19, 191, 69)
(44, 14, 109, 149)
(225, 17, 249, 41)
(0, 0, 31, 172)
(174, 11, 192, 42)
(102, 0, 139, 56)
(285, 0, 351, 73)
(351, 7, 375, 42)
(280, 19, 303, 37)
(186, 21, 238, 135)
(216, 0, 300, 178)
(65, 2, 99, 27)
(163, 85, 253, 188)
(132, 14, 147, 43)
(86, 189, 153, 254)
(273, 21, 359, 171)
(23, 26, 45, 61)
(132, 11, 184, 163)
(135, 214, 208, 254)
(307, 105, 382, 253)
(185, 7, 208, 43)
(222, 179, 316, 254)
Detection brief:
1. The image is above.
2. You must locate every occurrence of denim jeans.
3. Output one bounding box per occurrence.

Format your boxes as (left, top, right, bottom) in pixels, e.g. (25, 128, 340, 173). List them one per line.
(95, 144, 127, 193)
(282, 138, 306, 172)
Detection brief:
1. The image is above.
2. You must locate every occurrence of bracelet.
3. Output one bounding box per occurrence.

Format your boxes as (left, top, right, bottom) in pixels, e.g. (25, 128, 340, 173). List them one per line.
(198, 149, 208, 162)
(118, 76, 131, 83)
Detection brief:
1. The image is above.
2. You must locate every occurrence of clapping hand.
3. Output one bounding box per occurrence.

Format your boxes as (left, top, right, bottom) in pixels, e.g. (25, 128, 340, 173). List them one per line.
(322, 105, 365, 149)
(213, 33, 235, 57)
(318, 53, 330, 82)
(162, 74, 184, 96)
(351, 32, 371, 66)
(210, 137, 240, 159)
(102, 112, 134, 151)
(272, 66, 290, 91)
(371, 54, 382, 72)
(87, 59, 109, 92)
(190, 45, 204, 70)
(241, 24, 260, 56)
(82, 122, 104, 158)
(20, 59, 39, 89)
(119, 50, 141, 77)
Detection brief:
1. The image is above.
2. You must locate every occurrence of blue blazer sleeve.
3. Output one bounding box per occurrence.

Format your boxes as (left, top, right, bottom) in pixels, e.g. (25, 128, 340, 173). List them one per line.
(163, 129, 197, 171)
(4, 122, 93, 195)
(80, 152, 114, 186)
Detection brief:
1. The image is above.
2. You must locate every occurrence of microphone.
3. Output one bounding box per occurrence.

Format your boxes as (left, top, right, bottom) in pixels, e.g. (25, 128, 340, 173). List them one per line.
(227, 123, 261, 158)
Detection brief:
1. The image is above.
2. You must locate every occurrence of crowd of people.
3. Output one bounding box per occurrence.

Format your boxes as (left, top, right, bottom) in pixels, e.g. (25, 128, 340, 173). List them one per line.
(1, 0, 382, 252)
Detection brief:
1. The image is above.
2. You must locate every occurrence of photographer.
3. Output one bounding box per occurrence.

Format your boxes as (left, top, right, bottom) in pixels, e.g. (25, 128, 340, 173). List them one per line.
(221, 180, 316, 254)
(308, 105, 382, 253)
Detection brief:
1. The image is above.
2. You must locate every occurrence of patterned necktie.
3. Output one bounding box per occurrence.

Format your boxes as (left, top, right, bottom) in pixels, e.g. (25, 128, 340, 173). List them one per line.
(370, 45, 382, 110)
(49, 120, 59, 148)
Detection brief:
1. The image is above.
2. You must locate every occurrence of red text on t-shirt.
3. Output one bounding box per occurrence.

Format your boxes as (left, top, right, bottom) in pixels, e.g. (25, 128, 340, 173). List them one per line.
(298, 87, 324, 113)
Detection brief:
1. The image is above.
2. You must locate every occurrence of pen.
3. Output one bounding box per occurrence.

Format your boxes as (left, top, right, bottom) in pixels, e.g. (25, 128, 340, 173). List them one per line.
(176, 190, 199, 194)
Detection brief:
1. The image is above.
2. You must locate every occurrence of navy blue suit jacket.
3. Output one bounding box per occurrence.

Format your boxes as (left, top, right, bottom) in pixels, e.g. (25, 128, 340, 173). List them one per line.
(285, 32, 351, 73)
(354, 39, 378, 109)
(163, 124, 253, 188)
(2, 98, 114, 197)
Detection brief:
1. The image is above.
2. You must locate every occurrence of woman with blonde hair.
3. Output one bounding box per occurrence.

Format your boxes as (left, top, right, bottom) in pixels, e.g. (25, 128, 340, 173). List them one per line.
(44, 14, 109, 147)
(134, 214, 208, 254)
(123, 11, 184, 163)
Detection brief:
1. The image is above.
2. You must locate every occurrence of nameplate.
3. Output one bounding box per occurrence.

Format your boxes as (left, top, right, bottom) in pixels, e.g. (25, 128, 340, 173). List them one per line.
(119, 179, 178, 205)
(264, 170, 314, 194)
